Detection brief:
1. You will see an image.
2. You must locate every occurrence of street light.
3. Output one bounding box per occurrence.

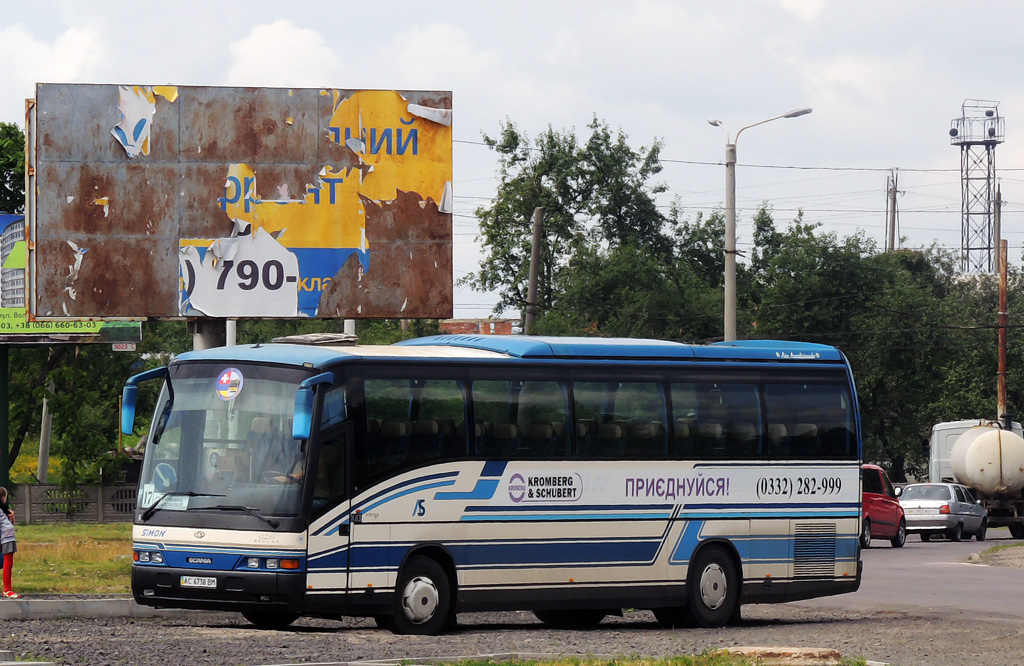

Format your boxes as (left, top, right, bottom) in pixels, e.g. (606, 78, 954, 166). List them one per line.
(708, 108, 812, 342)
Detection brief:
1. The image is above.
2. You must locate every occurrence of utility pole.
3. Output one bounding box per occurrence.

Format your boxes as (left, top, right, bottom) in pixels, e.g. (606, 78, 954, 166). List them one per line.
(998, 239, 1008, 419)
(524, 207, 543, 335)
(886, 171, 898, 252)
(994, 186, 1002, 271)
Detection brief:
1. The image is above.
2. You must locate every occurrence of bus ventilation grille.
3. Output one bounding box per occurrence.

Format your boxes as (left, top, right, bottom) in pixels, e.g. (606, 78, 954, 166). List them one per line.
(793, 523, 837, 578)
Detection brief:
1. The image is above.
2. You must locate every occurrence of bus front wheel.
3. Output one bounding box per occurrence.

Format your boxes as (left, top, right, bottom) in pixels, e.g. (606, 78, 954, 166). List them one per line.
(687, 545, 739, 628)
(390, 555, 451, 635)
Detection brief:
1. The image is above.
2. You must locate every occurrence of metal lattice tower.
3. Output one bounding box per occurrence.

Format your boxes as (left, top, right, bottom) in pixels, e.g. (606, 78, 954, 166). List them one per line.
(950, 99, 1004, 273)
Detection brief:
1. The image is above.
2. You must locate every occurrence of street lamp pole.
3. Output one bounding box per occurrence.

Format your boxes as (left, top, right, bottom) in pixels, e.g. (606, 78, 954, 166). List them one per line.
(708, 108, 812, 342)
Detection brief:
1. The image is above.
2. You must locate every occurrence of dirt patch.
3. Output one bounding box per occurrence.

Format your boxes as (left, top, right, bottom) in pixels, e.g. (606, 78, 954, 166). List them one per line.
(979, 543, 1024, 568)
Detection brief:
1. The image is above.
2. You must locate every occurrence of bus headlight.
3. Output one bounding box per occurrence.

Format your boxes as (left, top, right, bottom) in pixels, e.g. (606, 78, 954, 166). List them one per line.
(247, 557, 260, 569)
(266, 559, 279, 569)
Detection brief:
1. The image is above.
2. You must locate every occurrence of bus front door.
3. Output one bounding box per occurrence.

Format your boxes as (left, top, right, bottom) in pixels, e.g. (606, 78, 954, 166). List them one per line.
(306, 423, 352, 607)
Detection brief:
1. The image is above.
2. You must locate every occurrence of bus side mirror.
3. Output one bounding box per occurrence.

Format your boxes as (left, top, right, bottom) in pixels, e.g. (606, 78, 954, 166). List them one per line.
(121, 385, 138, 435)
(121, 367, 169, 435)
(293, 372, 335, 440)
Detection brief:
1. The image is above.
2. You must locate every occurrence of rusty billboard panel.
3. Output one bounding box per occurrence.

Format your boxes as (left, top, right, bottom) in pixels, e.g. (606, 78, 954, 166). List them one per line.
(27, 84, 453, 319)
(0, 215, 140, 343)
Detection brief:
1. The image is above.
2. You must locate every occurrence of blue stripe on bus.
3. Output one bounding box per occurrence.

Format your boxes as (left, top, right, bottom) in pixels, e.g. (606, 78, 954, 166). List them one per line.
(434, 478, 500, 501)
(481, 460, 508, 477)
(312, 471, 459, 536)
(324, 479, 459, 536)
(462, 503, 675, 512)
(690, 502, 860, 509)
(313, 534, 863, 574)
(461, 512, 674, 521)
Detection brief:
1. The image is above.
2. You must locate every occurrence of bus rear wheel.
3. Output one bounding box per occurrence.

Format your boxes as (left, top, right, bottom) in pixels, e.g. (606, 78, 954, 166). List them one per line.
(241, 611, 300, 630)
(533, 609, 608, 629)
(687, 545, 739, 628)
(389, 555, 451, 635)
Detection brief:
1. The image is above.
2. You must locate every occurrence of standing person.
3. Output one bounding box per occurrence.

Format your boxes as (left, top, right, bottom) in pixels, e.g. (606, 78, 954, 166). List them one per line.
(0, 488, 19, 598)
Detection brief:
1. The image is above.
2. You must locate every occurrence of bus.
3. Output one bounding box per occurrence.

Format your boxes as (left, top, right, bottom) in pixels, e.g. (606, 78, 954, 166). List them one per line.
(122, 334, 862, 634)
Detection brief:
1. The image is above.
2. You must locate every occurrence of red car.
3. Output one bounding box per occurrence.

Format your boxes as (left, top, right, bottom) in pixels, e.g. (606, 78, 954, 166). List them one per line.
(861, 463, 906, 548)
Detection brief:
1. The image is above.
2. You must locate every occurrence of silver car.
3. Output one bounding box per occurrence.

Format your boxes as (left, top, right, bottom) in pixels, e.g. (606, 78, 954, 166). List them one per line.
(898, 482, 987, 542)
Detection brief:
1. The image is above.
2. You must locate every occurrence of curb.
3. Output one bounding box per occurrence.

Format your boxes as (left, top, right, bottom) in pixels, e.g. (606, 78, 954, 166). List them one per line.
(0, 647, 55, 666)
(0, 598, 233, 621)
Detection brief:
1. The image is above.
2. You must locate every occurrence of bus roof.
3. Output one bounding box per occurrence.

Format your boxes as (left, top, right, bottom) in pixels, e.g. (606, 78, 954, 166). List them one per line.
(398, 335, 844, 362)
(172, 335, 844, 368)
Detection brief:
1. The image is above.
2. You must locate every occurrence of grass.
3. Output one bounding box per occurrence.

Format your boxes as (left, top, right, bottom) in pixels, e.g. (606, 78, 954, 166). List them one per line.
(13, 522, 132, 594)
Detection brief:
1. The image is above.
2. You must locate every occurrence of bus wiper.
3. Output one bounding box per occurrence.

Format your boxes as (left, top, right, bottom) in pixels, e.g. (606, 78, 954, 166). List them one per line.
(141, 491, 225, 522)
(207, 505, 281, 529)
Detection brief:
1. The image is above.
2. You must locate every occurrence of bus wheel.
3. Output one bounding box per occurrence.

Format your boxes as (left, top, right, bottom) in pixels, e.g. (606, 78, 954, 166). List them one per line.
(241, 611, 300, 630)
(391, 555, 451, 635)
(687, 546, 739, 628)
(1009, 523, 1024, 539)
(653, 606, 692, 629)
(534, 609, 607, 628)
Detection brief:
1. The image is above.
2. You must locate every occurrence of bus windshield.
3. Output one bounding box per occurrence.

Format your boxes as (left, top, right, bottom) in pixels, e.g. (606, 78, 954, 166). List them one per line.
(136, 362, 314, 519)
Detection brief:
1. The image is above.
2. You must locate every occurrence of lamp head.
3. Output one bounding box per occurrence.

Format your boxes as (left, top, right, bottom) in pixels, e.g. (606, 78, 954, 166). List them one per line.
(782, 107, 813, 118)
(707, 118, 722, 127)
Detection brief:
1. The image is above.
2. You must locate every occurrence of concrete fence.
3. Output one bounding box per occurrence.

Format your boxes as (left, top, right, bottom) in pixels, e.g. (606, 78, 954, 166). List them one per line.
(11, 484, 136, 524)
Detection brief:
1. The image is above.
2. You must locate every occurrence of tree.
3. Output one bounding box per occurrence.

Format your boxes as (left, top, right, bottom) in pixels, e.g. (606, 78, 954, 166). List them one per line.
(463, 117, 670, 321)
(0, 123, 24, 214)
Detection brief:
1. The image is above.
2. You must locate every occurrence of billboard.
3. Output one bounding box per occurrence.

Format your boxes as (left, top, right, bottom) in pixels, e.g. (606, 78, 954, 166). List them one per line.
(27, 84, 453, 319)
(0, 215, 140, 343)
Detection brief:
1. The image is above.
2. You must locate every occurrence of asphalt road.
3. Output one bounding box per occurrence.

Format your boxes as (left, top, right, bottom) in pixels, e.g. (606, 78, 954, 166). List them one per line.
(795, 526, 1024, 618)
(6, 530, 1024, 666)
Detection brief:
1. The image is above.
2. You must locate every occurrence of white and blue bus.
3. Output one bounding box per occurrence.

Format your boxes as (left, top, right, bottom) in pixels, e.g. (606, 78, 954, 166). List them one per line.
(123, 335, 862, 634)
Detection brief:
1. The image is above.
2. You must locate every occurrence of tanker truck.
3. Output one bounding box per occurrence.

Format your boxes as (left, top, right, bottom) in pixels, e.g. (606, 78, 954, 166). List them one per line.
(929, 419, 1024, 537)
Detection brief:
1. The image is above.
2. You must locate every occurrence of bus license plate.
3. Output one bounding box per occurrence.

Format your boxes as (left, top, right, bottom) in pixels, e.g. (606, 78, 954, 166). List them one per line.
(180, 575, 217, 589)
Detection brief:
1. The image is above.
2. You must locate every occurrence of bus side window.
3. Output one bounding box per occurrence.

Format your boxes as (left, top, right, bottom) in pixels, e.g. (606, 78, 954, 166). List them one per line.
(518, 381, 569, 458)
(364, 379, 413, 476)
(472, 380, 521, 458)
(614, 382, 668, 458)
(415, 379, 468, 461)
(692, 383, 762, 459)
(573, 382, 608, 457)
(763, 383, 855, 459)
(670, 383, 697, 457)
(321, 386, 347, 429)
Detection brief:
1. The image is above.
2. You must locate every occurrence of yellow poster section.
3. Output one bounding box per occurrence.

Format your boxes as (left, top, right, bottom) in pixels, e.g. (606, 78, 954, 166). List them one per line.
(213, 89, 450, 254)
(331, 89, 452, 204)
(224, 163, 365, 251)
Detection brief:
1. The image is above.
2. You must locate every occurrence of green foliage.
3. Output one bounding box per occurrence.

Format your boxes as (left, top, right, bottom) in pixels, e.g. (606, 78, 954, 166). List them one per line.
(463, 117, 669, 319)
(0, 122, 24, 214)
(467, 117, 1024, 481)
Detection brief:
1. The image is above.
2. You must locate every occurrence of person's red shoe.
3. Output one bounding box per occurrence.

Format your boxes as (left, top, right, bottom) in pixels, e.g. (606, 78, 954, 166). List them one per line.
(3, 591, 20, 598)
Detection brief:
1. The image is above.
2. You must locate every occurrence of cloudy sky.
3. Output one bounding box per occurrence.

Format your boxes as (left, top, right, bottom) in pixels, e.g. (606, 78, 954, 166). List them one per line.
(4, 0, 1024, 318)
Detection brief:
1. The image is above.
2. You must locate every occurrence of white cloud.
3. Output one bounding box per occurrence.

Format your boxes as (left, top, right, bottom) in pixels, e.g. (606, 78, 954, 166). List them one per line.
(0, 22, 108, 123)
(780, 0, 825, 21)
(356, 22, 499, 91)
(224, 19, 340, 87)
